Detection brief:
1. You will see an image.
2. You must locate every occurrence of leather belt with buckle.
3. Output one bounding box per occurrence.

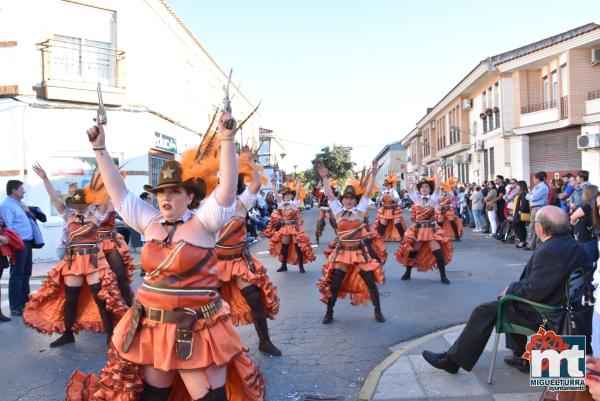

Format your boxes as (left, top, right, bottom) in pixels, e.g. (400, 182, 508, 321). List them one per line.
(143, 299, 222, 324)
(216, 253, 244, 260)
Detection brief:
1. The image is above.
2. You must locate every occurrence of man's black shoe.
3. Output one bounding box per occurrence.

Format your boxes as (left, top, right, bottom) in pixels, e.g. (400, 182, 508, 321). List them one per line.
(503, 354, 529, 373)
(10, 309, 23, 316)
(422, 350, 459, 374)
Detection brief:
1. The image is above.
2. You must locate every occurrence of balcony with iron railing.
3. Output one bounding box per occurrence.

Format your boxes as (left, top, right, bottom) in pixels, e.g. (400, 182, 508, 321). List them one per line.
(38, 38, 125, 103)
(586, 89, 600, 116)
(519, 99, 559, 127)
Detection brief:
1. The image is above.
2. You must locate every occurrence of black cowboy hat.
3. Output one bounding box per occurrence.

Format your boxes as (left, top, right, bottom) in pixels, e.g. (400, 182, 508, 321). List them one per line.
(65, 189, 89, 210)
(143, 160, 206, 200)
(339, 185, 360, 202)
(416, 178, 435, 194)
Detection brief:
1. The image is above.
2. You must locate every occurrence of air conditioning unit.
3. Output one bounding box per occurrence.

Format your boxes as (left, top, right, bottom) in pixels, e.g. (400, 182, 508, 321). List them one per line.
(431, 121, 436, 129)
(474, 140, 485, 151)
(463, 99, 472, 110)
(577, 133, 600, 149)
(454, 155, 464, 164)
(592, 48, 600, 65)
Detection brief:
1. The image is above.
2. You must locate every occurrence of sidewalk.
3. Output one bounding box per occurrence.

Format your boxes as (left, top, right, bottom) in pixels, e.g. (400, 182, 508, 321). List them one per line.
(359, 325, 541, 401)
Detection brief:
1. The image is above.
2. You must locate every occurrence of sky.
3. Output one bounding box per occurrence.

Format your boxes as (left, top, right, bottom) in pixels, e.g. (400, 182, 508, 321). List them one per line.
(167, 0, 600, 172)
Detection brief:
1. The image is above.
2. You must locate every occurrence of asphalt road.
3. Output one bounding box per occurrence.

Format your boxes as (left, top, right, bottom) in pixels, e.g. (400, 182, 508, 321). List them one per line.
(0, 207, 532, 401)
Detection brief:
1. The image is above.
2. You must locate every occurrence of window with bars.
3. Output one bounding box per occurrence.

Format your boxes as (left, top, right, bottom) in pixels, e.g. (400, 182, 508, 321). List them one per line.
(483, 149, 489, 181)
(489, 147, 495, 178)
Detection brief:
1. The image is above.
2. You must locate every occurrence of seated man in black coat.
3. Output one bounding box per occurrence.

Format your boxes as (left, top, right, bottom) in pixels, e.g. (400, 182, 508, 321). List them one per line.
(423, 205, 586, 373)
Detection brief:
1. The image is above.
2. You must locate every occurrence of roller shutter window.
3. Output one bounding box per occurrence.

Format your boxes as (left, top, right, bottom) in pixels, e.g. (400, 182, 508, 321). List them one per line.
(528, 128, 581, 172)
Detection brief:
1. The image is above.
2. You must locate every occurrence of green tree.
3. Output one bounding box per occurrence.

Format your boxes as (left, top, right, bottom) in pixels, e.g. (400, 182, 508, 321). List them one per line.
(310, 145, 355, 183)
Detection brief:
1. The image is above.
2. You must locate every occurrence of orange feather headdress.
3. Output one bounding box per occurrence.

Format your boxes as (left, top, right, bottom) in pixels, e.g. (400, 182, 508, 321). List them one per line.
(83, 169, 126, 205)
(383, 173, 400, 188)
(442, 177, 458, 193)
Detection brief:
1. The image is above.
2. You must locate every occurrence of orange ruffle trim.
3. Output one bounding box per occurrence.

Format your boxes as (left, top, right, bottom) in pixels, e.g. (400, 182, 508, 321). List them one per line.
(100, 234, 135, 283)
(23, 254, 128, 334)
(215, 254, 280, 326)
(317, 250, 385, 306)
(373, 207, 406, 242)
(395, 225, 453, 271)
(66, 345, 264, 401)
(268, 226, 316, 265)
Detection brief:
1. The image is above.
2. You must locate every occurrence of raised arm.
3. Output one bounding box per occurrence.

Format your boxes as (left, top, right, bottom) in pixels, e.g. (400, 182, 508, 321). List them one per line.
(86, 125, 128, 207)
(214, 112, 238, 206)
(363, 160, 378, 202)
(317, 165, 335, 201)
(294, 178, 302, 202)
(32, 163, 67, 215)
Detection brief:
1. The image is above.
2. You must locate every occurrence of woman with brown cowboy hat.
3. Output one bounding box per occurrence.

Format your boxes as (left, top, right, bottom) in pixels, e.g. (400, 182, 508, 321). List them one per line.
(395, 165, 453, 284)
(373, 173, 406, 242)
(66, 111, 264, 401)
(24, 163, 128, 348)
(263, 178, 316, 273)
(436, 177, 463, 241)
(214, 150, 281, 356)
(317, 161, 386, 324)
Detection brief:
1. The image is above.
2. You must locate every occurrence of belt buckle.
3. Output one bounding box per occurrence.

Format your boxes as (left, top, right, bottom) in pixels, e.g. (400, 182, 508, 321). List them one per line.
(147, 307, 165, 323)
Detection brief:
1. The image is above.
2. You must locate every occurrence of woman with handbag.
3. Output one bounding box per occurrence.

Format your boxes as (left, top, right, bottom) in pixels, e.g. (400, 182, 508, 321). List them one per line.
(570, 185, 599, 265)
(512, 181, 530, 248)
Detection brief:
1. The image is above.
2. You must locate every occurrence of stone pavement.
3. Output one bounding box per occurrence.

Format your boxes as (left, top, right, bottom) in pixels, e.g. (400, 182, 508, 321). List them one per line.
(359, 325, 542, 401)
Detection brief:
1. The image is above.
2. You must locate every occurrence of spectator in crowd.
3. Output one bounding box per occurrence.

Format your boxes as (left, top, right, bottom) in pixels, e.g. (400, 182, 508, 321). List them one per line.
(484, 181, 498, 238)
(0, 180, 35, 316)
(512, 181, 530, 248)
(458, 186, 468, 225)
(570, 170, 591, 212)
(257, 190, 268, 216)
(591, 191, 600, 357)
(558, 174, 576, 213)
(505, 179, 519, 221)
(0, 215, 24, 322)
(467, 182, 476, 227)
(422, 206, 585, 374)
(266, 191, 277, 214)
(495, 175, 506, 224)
(570, 185, 599, 265)
(525, 171, 548, 250)
(548, 178, 564, 208)
(470, 186, 485, 232)
(248, 201, 269, 231)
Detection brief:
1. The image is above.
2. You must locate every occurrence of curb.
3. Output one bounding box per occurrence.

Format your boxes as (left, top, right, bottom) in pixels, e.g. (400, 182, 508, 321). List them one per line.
(357, 324, 466, 401)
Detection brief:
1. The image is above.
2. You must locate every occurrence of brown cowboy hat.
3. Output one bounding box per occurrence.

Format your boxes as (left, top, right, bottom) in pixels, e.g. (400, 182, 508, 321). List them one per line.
(65, 189, 89, 210)
(143, 160, 206, 199)
(339, 185, 360, 202)
(416, 178, 435, 193)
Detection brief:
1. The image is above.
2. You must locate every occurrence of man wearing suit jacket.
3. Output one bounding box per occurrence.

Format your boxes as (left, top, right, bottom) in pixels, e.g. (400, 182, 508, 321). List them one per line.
(422, 206, 586, 373)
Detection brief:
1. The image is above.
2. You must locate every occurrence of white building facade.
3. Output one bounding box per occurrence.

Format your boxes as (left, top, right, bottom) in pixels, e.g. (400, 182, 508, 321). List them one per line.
(0, 0, 262, 260)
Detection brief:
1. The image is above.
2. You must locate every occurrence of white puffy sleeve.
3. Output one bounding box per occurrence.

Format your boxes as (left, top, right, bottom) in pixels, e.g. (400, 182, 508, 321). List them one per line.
(330, 198, 343, 215)
(392, 189, 400, 201)
(357, 196, 369, 213)
(115, 191, 161, 234)
(238, 188, 258, 210)
(194, 191, 237, 233)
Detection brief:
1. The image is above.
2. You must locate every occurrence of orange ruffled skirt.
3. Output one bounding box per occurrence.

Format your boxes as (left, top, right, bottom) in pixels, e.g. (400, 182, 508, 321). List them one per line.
(373, 207, 406, 242)
(268, 225, 316, 265)
(317, 247, 385, 306)
(23, 253, 128, 334)
(215, 254, 279, 326)
(437, 211, 463, 240)
(66, 344, 264, 401)
(395, 224, 453, 271)
(100, 234, 135, 284)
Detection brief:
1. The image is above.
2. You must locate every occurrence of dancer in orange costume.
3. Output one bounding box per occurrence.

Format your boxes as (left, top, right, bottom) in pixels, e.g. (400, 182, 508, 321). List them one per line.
(317, 162, 386, 324)
(314, 180, 337, 245)
(215, 150, 281, 356)
(373, 174, 406, 242)
(87, 170, 135, 306)
(66, 111, 263, 401)
(436, 178, 463, 242)
(24, 163, 128, 347)
(395, 167, 453, 284)
(264, 179, 316, 273)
